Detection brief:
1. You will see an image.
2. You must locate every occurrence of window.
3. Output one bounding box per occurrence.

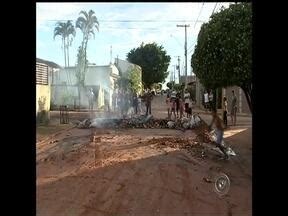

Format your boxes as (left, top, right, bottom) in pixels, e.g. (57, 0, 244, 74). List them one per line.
(36, 63, 48, 85)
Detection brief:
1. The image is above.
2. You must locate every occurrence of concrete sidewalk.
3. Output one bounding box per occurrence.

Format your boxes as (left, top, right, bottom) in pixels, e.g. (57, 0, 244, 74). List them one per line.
(192, 106, 252, 117)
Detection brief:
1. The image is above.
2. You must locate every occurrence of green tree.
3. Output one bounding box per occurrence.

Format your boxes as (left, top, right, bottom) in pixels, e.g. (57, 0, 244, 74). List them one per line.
(53, 20, 76, 67)
(127, 67, 143, 94)
(127, 42, 171, 89)
(191, 3, 252, 112)
(116, 67, 143, 95)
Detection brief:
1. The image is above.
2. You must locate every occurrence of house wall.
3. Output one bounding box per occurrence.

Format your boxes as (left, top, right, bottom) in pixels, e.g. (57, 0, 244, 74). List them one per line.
(51, 65, 119, 109)
(115, 58, 133, 75)
(115, 58, 142, 80)
(179, 75, 196, 85)
(194, 77, 251, 114)
(36, 84, 50, 113)
(36, 61, 51, 117)
(223, 86, 251, 114)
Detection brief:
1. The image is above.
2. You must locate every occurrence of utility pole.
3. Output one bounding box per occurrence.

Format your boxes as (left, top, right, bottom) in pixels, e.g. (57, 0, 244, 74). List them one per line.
(175, 56, 181, 84)
(173, 65, 176, 82)
(177, 24, 190, 89)
(110, 45, 112, 64)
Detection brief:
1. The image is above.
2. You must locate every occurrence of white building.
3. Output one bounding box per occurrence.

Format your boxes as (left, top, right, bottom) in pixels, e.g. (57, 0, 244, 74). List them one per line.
(51, 64, 120, 110)
(114, 58, 143, 94)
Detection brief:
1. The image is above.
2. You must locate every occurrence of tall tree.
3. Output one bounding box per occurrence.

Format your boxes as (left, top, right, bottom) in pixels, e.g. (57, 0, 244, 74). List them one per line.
(127, 42, 171, 89)
(53, 20, 76, 67)
(76, 10, 99, 66)
(191, 3, 252, 112)
(75, 10, 99, 107)
(66, 21, 76, 67)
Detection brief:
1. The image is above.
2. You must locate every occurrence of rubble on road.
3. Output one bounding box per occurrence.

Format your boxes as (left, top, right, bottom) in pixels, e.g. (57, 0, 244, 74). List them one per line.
(74, 114, 235, 157)
(76, 113, 205, 130)
(76, 119, 91, 128)
(150, 137, 205, 156)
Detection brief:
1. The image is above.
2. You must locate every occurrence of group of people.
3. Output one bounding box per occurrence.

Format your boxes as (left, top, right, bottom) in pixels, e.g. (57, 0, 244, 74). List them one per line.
(203, 90, 214, 111)
(165, 89, 193, 120)
(111, 89, 155, 118)
(209, 90, 238, 160)
(203, 89, 238, 128)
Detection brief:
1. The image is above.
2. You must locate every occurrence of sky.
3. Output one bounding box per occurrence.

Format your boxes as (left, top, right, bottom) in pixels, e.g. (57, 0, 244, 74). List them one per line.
(36, 2, 233, 84)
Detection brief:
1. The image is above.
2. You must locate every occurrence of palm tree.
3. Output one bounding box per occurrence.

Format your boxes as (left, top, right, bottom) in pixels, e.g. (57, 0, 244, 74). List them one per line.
(53, 20, 76, 67)
(65, 21, 76, 67)
(75, 10, 99, 109)
(76, 10, 99, 65)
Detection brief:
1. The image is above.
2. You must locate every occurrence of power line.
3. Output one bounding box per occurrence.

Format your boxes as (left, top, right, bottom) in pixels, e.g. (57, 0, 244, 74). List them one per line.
(188, 3, 217, 54)
(170, 34, 183, 47)
(44, 19, 206, 23)
(194, 2, 205, 28)
(102, 27, 160, 30)
(212, 2, 218, 15)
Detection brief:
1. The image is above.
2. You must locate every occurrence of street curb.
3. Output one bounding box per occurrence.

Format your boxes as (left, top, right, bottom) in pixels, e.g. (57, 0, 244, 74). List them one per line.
(193, 109, 251, 117)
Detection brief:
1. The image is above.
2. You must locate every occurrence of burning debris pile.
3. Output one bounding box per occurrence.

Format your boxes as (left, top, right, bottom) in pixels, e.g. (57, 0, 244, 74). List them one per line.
(76, 118, 121, 129)
(117, 115, 161, 128)
(75, 114, 203, 130)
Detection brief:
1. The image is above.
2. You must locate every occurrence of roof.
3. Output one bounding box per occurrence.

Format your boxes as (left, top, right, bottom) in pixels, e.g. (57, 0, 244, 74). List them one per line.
(36, 58, 62, 69)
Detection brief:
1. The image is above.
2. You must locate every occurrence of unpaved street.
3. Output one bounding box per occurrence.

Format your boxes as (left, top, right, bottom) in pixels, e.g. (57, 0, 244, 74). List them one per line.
(37, 95, 252, 216)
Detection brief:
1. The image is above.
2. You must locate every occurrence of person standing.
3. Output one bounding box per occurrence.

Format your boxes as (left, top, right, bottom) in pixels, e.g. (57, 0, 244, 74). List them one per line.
(132, 93, 138, 115)
(223, 97, 228, 128)
(175, 92, 180, 118)
(170, 97, 176, 120)
(145, 90, 153, 115)
(208, 90, 213, 111)
(138, 95, 142, 114)
(112, 90, 117, 112)
(184, 89, 191, 117)
(87, 88, 94, 111)
(166, 95, 171, 119)
(230, 90, 237, 126)
(204, 91, 209, 111)
(179, 95, 185, 119)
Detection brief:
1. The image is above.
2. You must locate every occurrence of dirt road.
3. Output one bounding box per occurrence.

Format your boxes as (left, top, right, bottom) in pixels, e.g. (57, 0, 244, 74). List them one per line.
(37, 95, 252, 216)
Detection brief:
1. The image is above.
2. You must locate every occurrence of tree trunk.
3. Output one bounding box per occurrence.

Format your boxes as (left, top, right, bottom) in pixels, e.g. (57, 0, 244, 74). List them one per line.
(78, 85, 81, 111)
(67, 37, 70, 67)
(84, 38, 88, 64)
(63, 37, 67, 67)
(241, 85, 252, 113)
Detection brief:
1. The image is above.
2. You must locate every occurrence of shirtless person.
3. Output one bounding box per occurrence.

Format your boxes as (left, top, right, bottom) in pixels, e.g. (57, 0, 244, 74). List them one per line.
(209, 109, 229, 159)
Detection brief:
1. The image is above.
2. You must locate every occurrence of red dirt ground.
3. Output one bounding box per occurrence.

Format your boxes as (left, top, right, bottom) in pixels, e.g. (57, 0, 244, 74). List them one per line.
(36, 95, 252, 216)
